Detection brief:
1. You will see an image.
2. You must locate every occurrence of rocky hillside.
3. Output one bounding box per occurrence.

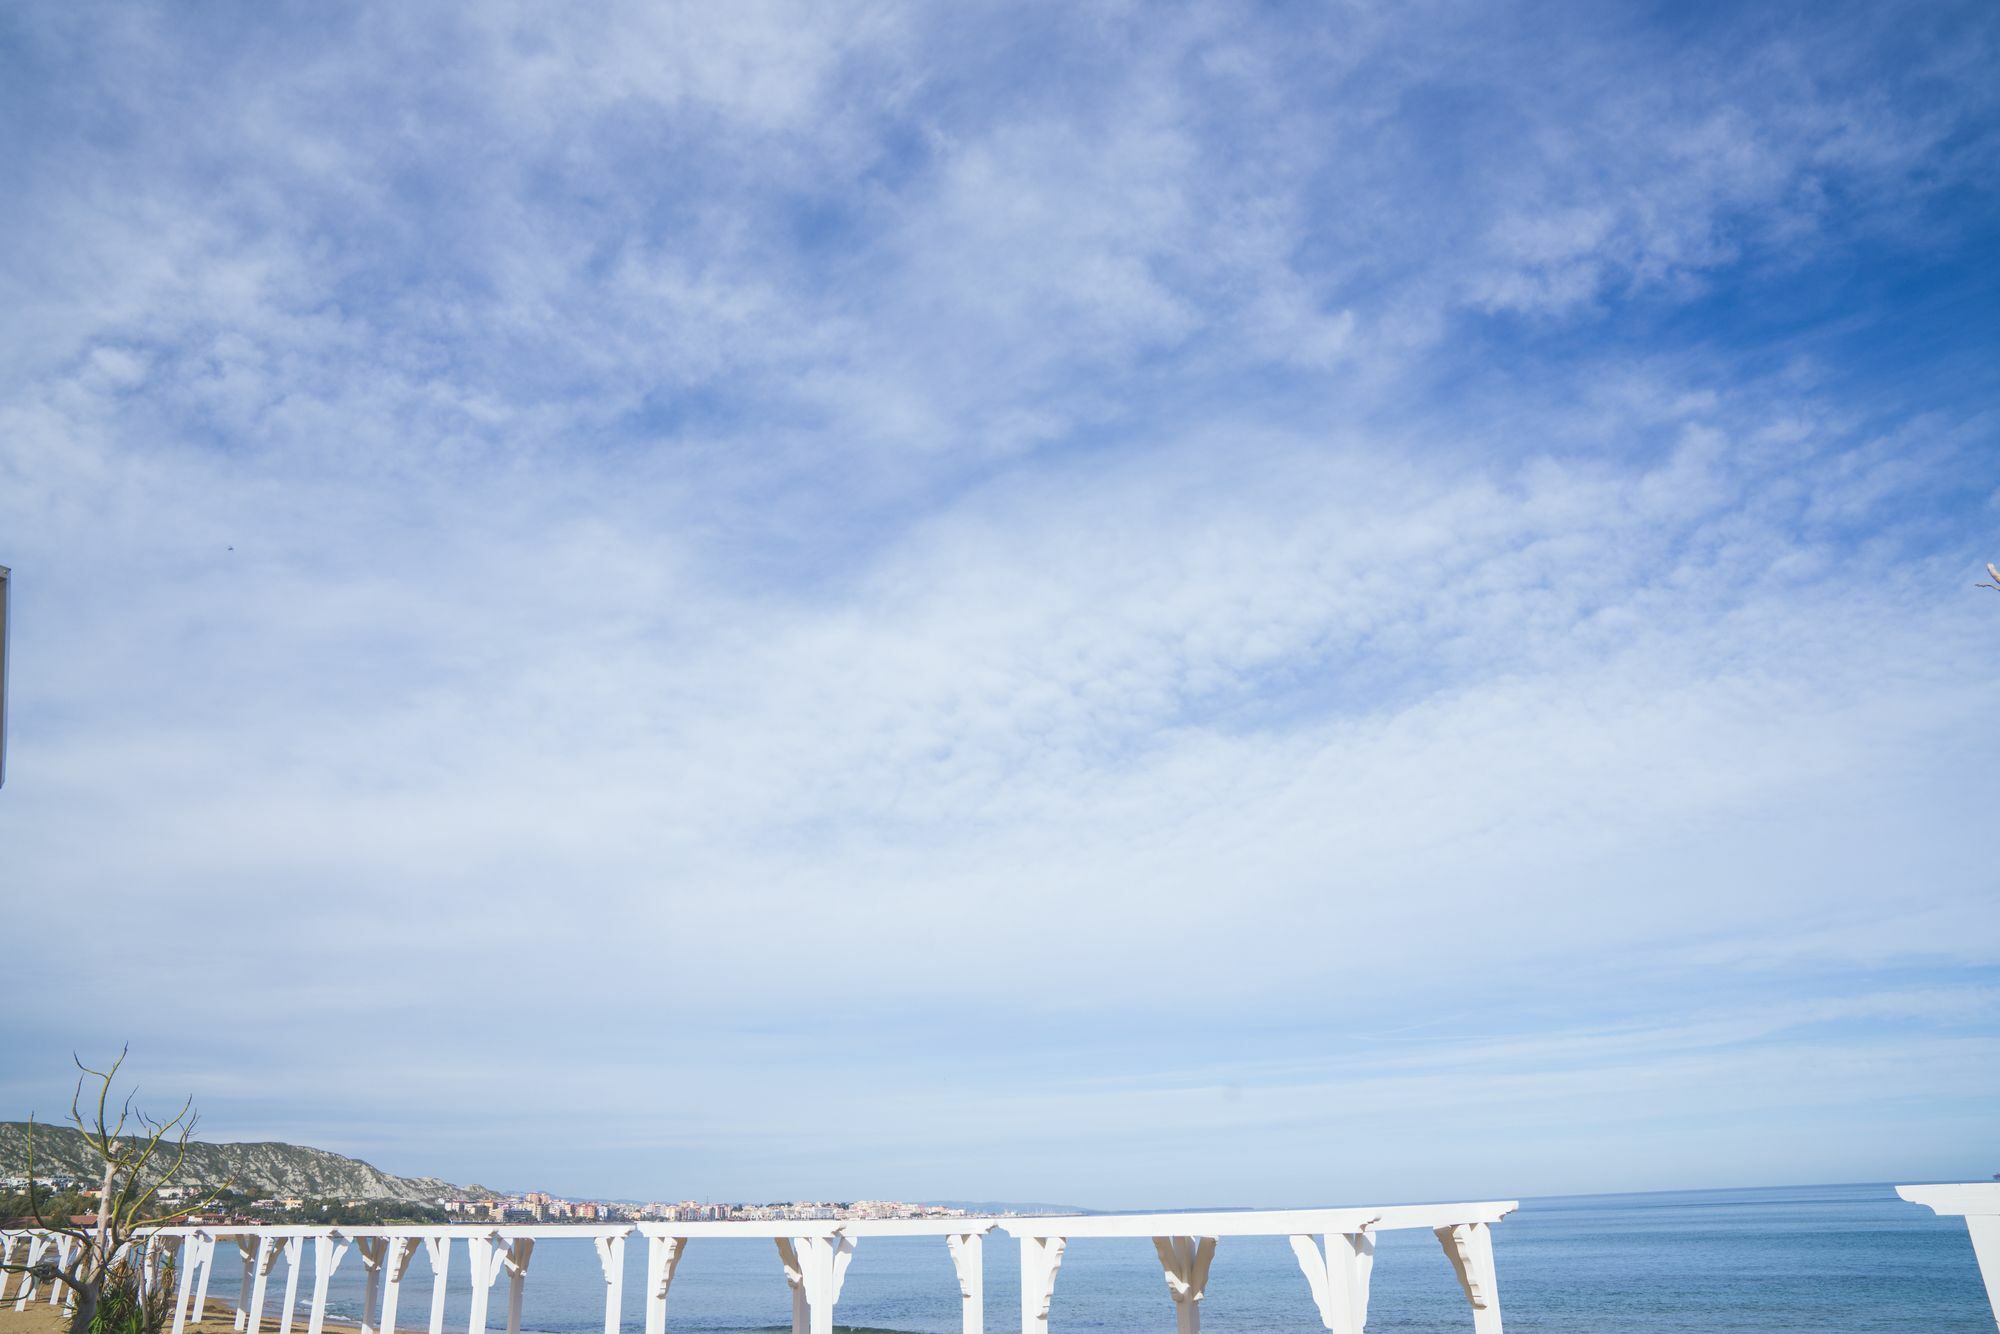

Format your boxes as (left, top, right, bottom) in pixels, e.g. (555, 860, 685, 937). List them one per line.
(0, 1123, 496, 1204)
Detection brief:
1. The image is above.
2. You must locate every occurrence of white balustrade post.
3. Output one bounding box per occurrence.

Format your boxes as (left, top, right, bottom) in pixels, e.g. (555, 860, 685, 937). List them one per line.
(306, 1232, 352, 1334)
(1435, 1224, 1503, 1334)
(1290, 1232, 1376, 1334)
(379, 1237, 421, 1334)
(277, 1237, 304, 1334)
(642, 1237, 684, 1334)
(1151, 1236, 1216, 1334)
(422, 1237, 452, 1334)
(1017, 1236, 1065, 1334)
(593, 1234, 626, 1334)
(945, 1232, 984, 1334)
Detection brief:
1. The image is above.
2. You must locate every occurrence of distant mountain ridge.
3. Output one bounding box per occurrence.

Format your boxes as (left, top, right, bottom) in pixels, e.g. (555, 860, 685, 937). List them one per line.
(0, 1122, 497, 1204)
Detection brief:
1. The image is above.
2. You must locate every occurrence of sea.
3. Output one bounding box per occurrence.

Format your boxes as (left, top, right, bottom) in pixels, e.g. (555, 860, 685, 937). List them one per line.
(280, 1183, 1994, 1333)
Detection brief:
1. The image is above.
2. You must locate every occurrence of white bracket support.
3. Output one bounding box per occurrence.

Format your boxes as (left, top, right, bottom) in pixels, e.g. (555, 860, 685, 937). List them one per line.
(422, 1237, 453, 1334)
(945, 1231, 985, 1334)
(641, 1236, 685, 1334)
(1151, 1236, 1217, 1334)
(1017, 1236, 1066, 1334)
(774, 1235, 854, 1334)
(1290, 1231, 1376, 1334)
(306, 1232, 353, 1334)
(592, 1233, 626, 1334)
(1434, 1223, 1503, 1333)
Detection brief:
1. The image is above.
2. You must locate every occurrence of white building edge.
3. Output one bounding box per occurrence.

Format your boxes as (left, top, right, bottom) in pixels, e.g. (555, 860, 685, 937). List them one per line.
(0, 1200, 1516, 1334)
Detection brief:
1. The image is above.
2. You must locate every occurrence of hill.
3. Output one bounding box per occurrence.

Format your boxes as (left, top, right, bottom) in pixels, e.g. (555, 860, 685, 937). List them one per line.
(0, 1122, 496, 1204)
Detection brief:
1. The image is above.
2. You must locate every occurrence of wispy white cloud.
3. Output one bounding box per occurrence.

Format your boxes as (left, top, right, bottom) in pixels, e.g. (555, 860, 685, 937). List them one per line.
(0, 0, 1995, 1204)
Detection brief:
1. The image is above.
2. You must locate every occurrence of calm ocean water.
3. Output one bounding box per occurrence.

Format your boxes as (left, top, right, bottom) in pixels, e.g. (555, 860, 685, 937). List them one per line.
(285, 1183, 1993, 1333)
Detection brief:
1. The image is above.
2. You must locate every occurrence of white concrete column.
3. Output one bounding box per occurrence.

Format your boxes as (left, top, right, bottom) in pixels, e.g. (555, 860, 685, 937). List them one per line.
(378, 1237, 421, 1334)
(193, 1233, 220, 1322)
(1966, 1216, 2000, 1326)
(422, 1237, 452, 1334)
(945, 1232, 984, 1334)
(465, 1235, 500, 1334)
(641, 1237, 684, 1334)
(1290, 1232, 1376, 1334)
(168, 1237, 197, 1334)
(306, 1232, 352, 1334)
(356, 1237, 390, 1334)
(172, 1233, 213, 1334)
(282, 1240, 308, 1334)
(501, 1238, 535, 1334)
(1435, 1223, 1503, 1334)
(11, 1234, 50, 1308)
(232, 1236, 258, 1328)
(246, 1234, 286, 1334)
(1151, 1236, 1216, 1334)
(54, 1234, 83, 1310)
(592, 1234, 626, 1334)
(774, 1236, 852, 1334)
(772, 1239, 808, 1334)
(1898, 1186, 2000, 1328)
(1017, 1236, 1065, 1334)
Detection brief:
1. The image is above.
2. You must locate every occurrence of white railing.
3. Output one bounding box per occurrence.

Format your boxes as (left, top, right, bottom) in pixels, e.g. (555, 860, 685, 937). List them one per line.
(1, 1200, 1519, 1334)
(1899, 1183, 2000, 1329)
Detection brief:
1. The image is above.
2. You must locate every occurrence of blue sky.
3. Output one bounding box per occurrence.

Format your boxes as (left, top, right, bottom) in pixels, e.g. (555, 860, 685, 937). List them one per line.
(0, 0, 1997, 1209)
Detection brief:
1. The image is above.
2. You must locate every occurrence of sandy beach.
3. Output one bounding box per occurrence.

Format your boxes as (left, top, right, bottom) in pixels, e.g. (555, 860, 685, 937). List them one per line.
(0, 1309, 364, 1334)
